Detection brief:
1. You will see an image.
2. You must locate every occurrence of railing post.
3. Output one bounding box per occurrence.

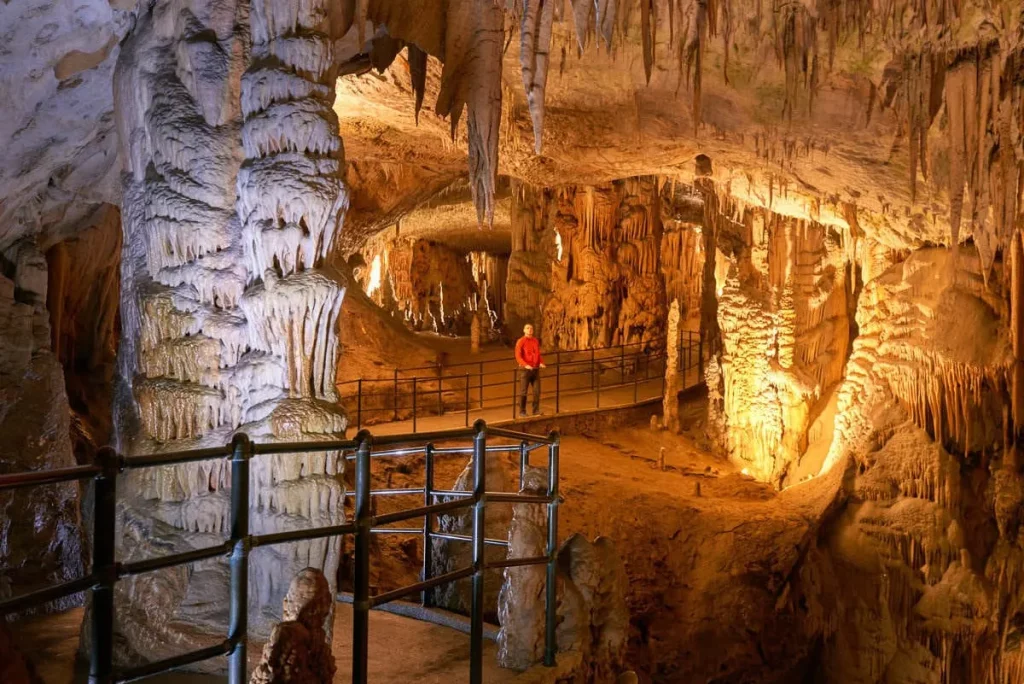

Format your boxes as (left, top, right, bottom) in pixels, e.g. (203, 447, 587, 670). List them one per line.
(512, 367, 518, 419)
(353, 432, 373, 684)
(699, 331, 704, 381)
(464, 373, 471, 427)
(633, 352, 639, 404)
(555, 351, 561, 414)
(356, 379, 363, 430)
(412, 377, 418, 433)
(88, 446, 118, 684)
(620, 343, 625, 384)
(393, 369, 399, 421)
(228, 433, 252, 684)
(470, 420, 487, 684)
(436, 362, 443, 416)
(422, 442, 435, 607)
(519, 441, 528, 490)
(544, 432, 560, 667)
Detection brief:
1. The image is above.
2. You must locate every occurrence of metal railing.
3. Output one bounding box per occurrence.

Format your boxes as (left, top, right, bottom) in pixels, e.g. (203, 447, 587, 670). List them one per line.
(0, 420, 560, 684)
(339, 331, 707, 431)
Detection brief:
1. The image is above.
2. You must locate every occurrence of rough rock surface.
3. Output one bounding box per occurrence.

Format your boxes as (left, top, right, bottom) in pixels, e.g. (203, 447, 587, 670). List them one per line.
(250, 568, 336, 684)
(0, 241, 83, 612)
(430, 453, 512, 619)
(497, 467, 629, 681)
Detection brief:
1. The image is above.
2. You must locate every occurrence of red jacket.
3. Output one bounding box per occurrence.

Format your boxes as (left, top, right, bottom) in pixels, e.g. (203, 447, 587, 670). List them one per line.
(515, 336, 543, 368)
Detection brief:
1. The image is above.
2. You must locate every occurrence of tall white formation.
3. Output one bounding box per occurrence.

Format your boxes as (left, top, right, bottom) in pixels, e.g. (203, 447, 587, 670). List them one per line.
(112, 0, 347, 659)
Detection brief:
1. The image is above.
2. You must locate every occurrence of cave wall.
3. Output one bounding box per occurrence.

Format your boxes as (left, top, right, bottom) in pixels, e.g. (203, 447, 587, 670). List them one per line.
(505, 180, 555, 339)
(807, 246, 1024, 683)
(506, 176, 705, 352)
(706, 188, 854, 486)
(359, 234, 482, 334)
(0, 240, 84, 612)
(46, 204, 121, 462)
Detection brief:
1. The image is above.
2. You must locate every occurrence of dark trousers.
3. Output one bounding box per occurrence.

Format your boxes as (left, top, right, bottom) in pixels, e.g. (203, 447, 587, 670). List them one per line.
(518, 368, 541, 414)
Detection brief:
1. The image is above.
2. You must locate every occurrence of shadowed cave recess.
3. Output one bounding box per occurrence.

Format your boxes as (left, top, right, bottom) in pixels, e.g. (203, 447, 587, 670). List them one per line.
(2, 0, 1024, 682)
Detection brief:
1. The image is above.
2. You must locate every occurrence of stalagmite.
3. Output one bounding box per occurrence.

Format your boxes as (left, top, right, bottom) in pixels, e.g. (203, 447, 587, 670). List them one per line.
(663, 300, 682, 432)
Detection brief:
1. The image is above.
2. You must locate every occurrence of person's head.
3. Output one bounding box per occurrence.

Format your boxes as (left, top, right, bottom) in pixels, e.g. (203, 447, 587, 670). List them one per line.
(523, 324, 534, 338)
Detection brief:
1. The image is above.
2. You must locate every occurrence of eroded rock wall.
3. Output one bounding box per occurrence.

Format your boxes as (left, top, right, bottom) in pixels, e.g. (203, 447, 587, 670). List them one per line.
(359, 234, 481, 334)
(0, 240, 83, 611)
(810, 246, 1024, 683)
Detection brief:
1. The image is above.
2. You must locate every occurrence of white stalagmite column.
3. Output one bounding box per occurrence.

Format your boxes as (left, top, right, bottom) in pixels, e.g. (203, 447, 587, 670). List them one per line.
(111, 0, 347, 660)
(663, 299, 682, 432)
(236, 0, 348, 634)
(471, 311, 482, 353)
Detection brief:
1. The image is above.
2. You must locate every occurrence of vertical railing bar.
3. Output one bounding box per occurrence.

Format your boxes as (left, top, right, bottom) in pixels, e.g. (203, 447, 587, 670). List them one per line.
(555, 351, 561, 414)
(544, 431, 560, 667)
(633, 351, 639, 404)
(464, 373, 470, 428)
(620, 343, 625, 385)
(590, 347, 595, 390)
(412, 377, 418, 434)
(422, 442, 434, 608)
(353, 432, 372, 684)
(470, 420, 487, 684)
(479, 361, 484, 409)
(88, 446, 117, 684)
(228, 433, 251, 684)
(512, 367, 518, 420)
(596, 359, 601, 409)
(519, 441, 527, 490)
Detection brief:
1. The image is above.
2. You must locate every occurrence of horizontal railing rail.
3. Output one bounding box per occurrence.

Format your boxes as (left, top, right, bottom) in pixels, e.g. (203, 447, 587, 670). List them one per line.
(337, 330, 708, 430)
(0, 420, 559, 684)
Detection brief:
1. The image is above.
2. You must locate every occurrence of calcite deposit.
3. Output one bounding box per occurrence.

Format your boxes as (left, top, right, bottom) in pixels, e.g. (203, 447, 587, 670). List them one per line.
(250, 568, 336, 684)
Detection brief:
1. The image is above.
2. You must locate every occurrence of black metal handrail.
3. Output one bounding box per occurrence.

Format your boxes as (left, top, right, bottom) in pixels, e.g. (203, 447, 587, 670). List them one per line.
(338, 330, 707, 430)
(0, 420, 560, 684)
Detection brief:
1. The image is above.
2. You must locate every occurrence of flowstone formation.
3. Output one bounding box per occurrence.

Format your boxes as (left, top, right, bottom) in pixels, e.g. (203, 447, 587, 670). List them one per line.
(111, 0, 347, 660)
(357, 233, 486, 334)
(250, 568, 335, 684)
(706, 189, 854, 486)
(809, 247, 1024, 682)
(506, 176, 705, 351)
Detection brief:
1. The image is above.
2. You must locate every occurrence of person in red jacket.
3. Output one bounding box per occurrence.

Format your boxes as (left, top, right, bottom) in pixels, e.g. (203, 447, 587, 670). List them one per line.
(515, 323, 546, 416)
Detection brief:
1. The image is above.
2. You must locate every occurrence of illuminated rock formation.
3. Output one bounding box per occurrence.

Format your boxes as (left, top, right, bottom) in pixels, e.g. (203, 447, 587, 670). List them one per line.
(708, 191, 853, 486)
(111, 0, 346, 658)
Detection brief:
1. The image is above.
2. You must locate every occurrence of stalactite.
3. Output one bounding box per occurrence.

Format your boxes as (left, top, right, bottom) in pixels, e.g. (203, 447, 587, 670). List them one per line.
(407, 44, 427, 123)
(520, 0, 555, 153)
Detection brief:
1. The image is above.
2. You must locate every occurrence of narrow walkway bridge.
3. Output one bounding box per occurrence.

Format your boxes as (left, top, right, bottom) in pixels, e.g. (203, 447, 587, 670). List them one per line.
(338, 332, 708, 434)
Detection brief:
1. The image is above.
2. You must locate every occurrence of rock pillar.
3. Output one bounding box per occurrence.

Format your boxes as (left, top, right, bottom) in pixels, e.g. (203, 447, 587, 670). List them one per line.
(662, 300, 682, 432)
(112, 0, 347, 659)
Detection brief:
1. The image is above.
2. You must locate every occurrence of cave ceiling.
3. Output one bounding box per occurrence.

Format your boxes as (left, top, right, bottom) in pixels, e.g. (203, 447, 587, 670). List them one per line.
(1, 0, 1022, 256)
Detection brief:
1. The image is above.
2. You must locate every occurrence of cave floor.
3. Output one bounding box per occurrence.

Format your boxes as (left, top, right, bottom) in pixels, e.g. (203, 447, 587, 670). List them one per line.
(11, 604, 526, 683)
(13, 393, 836, 682)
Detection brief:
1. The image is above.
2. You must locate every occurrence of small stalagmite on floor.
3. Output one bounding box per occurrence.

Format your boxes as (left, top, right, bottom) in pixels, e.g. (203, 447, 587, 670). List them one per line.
(250, 569, 336, 684)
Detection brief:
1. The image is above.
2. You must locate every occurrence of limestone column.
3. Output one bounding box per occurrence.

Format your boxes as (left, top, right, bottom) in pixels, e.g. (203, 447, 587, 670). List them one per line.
(112, 0, 347, 658)
(662, 299, 682, 432)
